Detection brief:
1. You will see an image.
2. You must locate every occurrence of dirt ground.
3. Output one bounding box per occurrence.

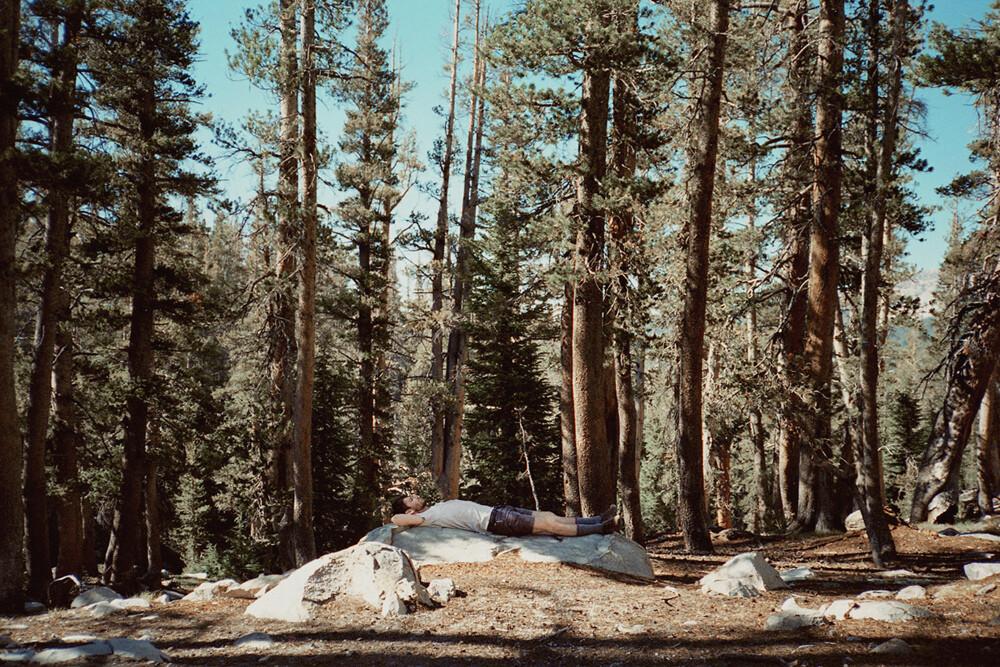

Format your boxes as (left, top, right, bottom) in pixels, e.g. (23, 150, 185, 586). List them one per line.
(3, 526, 1000, 666)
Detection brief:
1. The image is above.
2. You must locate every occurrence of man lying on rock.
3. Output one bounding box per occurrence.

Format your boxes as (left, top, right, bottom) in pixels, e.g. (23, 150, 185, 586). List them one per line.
(390, 494, 618, 537)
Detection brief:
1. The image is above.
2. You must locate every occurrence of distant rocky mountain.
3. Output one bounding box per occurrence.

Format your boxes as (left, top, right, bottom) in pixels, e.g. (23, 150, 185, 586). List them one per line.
(897, 268, 939, 319)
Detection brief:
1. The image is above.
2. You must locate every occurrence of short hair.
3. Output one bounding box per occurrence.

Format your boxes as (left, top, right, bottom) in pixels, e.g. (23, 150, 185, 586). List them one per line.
(390, 494, 409, 516)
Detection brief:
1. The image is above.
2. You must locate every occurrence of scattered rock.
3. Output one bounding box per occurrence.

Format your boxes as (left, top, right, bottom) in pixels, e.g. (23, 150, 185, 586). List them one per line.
(937, 527, 960, 537)
(819, 599, 857, 620)
(615, 623, 647, 635)
(184, 572, 209, 580)
(246, 542, 431, 622)
(716, 528, 755, 542)
(848, 600, 937, 622)
(232, 574, 287, 599)
(962, 532, 1000, 543)
(780, 567, 816, 583)
(427, 578, 457, 605)
(857, 589, 893, 600)
(765, 598, 828, 631)
(47, 576, 80, 609)
(699, 552, 788, 597)
(976, 583, 997, 596)
(964, 562, 1000, 580)
(31, 642, 112, 664)
(58, 635, 97, 644)
(235, 633, 275, 650)
(182, 579, 239, 602)
(86, 602, 125, 619)
(155, 591, 183, 604)
(0, 649, 34, 663)
(872, 638, 912, 655)
(845, 510, 865, 531)
(896, 585, 927, 600)
(702, 578, 761, 598)
(22, 602, 45, 615)
(933, 581, 975, 599)
(70, 587, 121, 609)
(874, 569, 919, 579)
(364, 524, 655, 580)
(106, 638, 164, 663)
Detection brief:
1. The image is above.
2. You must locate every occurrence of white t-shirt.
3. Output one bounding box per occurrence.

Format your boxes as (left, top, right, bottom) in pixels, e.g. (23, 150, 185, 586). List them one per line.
(417, 500, 494, 533)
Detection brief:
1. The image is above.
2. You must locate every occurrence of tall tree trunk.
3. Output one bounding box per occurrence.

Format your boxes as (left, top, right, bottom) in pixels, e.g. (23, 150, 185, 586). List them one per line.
(609, 0, 642, 543)
(431, 0, 462, 497)
(54, 279, 83, 578)
(572, 37, 613, 517)
(777, 0, 811, 525)
(269, 0, 299, 570)
(977, 367, 1000, 515)
(143, 456, 162, 588)
(676, 0, 729, 553)
(746, 161, 770, 534)
(0, 0, 24, 613)
(110, 81, 157, 593)
(442, 3, 485, 500)
(560, 284, 581, 516)
(856, 0, 907, 566)
(793, 0, 844, 534)
(25, 5, 84, 599)
(291, 0, 317, 566)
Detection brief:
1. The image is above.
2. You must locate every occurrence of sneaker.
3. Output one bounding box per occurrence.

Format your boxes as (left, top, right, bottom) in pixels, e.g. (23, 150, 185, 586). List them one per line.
(600, 504, 618, 522)
(600, 516, 619, 534)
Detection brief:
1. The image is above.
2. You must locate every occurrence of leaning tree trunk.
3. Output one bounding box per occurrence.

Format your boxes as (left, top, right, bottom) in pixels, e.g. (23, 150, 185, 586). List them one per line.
(430, 0, 462, 498)
(110, 81, 157, 593)
(777, 0, 812, 525)
(978, 366, 1000, 515)
(25, 5, 83, 600)
(290, 0, 317, 567)
(676, 0, 729, 553)
(793, 0, 844, 534)
(442, 5, 485, 500)
(910, 265, 1000, 523)
(572, 47, 613, 518)
(0, 0, 24, 613)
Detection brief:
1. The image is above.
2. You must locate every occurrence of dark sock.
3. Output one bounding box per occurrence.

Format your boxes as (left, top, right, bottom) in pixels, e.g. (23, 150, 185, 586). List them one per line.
(576, 516, 602, 526)
(576, 521, 606, 536)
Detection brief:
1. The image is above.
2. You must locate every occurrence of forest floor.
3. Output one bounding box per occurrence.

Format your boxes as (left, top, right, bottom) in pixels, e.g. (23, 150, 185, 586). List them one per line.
(2, 525, 1000, 666)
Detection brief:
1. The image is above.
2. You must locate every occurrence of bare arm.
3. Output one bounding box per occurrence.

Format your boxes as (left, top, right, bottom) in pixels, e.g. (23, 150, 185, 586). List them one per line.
(391, 513, 425, 527)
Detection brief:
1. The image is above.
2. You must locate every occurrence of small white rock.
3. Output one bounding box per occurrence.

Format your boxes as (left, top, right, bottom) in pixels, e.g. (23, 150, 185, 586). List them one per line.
(107, 638, 164, 663)
(780, 567, 816, 583)
(820, 599, 857, 620)
(31, 642, 112, 664)
(58, 635, 97, 644)
(235, 633, 275, 650)
(964, 562, 1000, 581)
(0, 649, 34, 663)
(857, 589, 893, 600)
(87, 602, 125, 618)
(427, 578, 457, 605)
(976, 583, 997, 596)
(70, 587, 122, 609)
(896, 585, 927, 600)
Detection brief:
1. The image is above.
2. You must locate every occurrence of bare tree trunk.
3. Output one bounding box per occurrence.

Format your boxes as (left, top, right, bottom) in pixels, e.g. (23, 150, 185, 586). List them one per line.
(793, 0, 844, 534)
(677, 0, 729, 552)
(609, 0, 642, 543)
(572, 41, 613, 517)
(856, 0, 907, 566)
(290, 0, 317, 566)
(110, 79, 157, 593)
(977, 367, 1000, 515)
(25, 5, 84, 599)
(442, 3, 485, 500)
(54, 280, 83, 577)
(269, 0, 299, 570)
(777, 0, 811, 526)
(560, 284, 581, 516)
(0, 0, 24, 613)
(431, 0, 462, 497)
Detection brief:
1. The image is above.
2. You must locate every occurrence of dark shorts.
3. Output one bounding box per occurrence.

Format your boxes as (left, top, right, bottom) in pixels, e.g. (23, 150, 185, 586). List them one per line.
(487, 506, 535, 537)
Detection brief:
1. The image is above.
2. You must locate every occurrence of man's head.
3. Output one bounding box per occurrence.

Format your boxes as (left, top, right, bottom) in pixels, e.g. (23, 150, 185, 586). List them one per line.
(391, 493, 426, 515)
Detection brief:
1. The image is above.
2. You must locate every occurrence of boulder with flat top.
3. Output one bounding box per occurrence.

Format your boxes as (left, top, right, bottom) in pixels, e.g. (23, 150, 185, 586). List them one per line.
(361, 524, 654, 580)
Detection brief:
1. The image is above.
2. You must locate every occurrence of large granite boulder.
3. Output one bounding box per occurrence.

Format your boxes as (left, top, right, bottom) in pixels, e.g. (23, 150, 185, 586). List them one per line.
(245, 542, 431, 622)
(361, 524, 654, 579)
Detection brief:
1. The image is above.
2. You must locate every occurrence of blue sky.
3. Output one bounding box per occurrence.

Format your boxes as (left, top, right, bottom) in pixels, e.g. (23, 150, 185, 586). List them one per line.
(187, 0, 995, 273)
